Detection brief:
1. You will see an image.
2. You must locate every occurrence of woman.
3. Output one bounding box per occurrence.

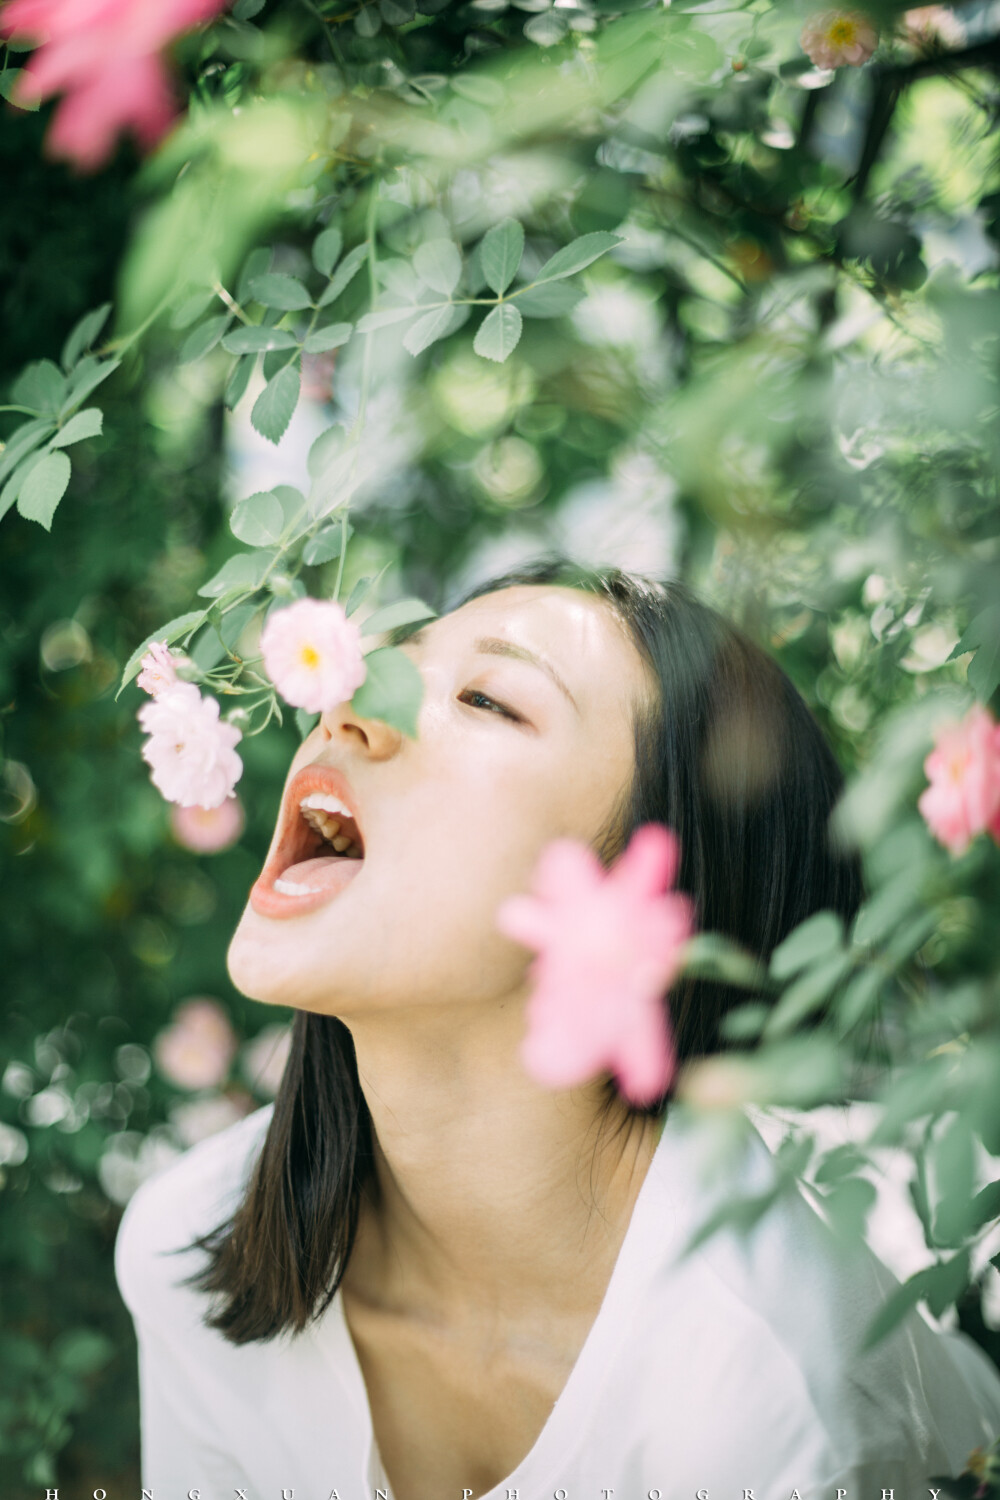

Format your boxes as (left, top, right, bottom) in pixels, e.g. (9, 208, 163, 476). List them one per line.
(115, 561, 1000, 1500)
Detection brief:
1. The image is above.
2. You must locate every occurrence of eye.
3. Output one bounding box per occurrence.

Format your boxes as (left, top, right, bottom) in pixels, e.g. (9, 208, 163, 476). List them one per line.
(458, 689, 521, 722)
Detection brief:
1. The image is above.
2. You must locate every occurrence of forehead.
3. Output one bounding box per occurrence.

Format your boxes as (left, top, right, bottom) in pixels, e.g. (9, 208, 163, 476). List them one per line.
(419, 584, 651, 718)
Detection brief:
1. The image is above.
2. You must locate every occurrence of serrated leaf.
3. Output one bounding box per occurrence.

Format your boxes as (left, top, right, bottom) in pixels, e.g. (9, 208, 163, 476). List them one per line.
(12, 359, 67, 414)
(524, 9, 567, 43)
(480, 219, 524, 296)
(770, 911, 843, 980)
(51, 408, 102, 449)
(179, 313, 231, 364)
(533, 231, 623, 283)
(950, 605, 1000, 703)
(117, 609, 211, 697)
(361, 598, 437, 635)
(345, 569, 388, 615)
(357, 306, 419, 331)
(0, 417, 55, 486)
(170, 291, 214, 330)
(403, 305, 455, 357)
(230, 490, 286, 546)
(413, 239, 462, 295)
(304, 323, 352, 354)
(218, 602, 260, 652)
(354, 5, 381, 34)
(197, 551, 275, 599)
(61, 304, 112, 369)
(0, 69, 38, 107)
(233, 0, 266, 16)
(237, 247, 272, 304)
(474, 303, 523, 362)
(272, 484, 310, 537)
(62, 356, 120, 409)
(514, 280, 584, 318)
(247, 273, 313, 312)
(313, 226, 343, 277)
(224, 354, 255, 410)
(861, 1251, 970, 1350)
(296, 709, 320, 739)
(251, 365, 300, 445)
(222, 325, 299, 355)
(15, 451, 71, 530)
(763, 951, 853, 1039)
(303, 519, 352, 565)
(0, 450, 46, 520)
(351, 646, 424, 738)
(318, 243, 368, 307)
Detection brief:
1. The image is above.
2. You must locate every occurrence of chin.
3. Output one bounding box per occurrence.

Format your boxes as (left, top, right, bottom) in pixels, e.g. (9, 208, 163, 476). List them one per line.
(226, 908, 308, 1010)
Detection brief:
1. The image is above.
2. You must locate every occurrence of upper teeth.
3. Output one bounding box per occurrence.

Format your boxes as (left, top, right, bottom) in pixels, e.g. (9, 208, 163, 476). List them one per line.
(298, 792, 362, 857)
(300, 793, 351, 817)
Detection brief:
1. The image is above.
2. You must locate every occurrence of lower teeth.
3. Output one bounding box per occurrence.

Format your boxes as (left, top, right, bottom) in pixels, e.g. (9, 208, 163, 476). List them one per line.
(274, 877, 323, 896)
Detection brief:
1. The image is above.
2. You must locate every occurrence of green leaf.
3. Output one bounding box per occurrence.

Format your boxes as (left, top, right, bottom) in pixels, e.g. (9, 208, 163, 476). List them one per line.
(345, 568, 389, 615)
(763, 951, 853, 1040)
(62, 355, 120, 409)
(12, 359, 67, 414)
(533, 231, 623, 283)
(117, 609, 208, 697)
(949, 605, 1000, 702)
(379, 0, 415, 20)
(480, 219, 524, 296)
(313, 226, 344, 277)
(969, 1178, 1000, 1234)
(16, 451, 71, 530)
(863, 1251, 970, 1351)
(237, 247, 272, 303)
(303, 323, 352, 354)
(233, 0, 266, 16)
(318, 244, 368, 307)
(52, 1329, 114, 1376)
(303, 519, 352, 564)
(272, 484, 310, 536)
(51, 408, 103, 449)
(0, 450, 46, 522)
(197, 550, 275, 599)
(403, 306, 455, 357)
(218, 602, 260, 652)
(230, 490, 286, 546)
(514, 280, 584, 318)
(170, 291, 215, 330)
(251, 365, 300, 445)
(474, 303, 523, 362)
(179, 313, 231, 364)
(247, 273, 313, 312)
(451, 74, 504, 104)
(296, 709, 320, 739)
(61, 304, 112, 370)
(770, 911, 843, 980)
(0, 69, 38, 107)
(413, 239, 462, 296)
(357, 306, 419, 332)
(0, 417, 55, 486)
(354, 5, 381, 34)
(524, 9, 567, 43)
(222, 325, 299, 355)
(224, 354, 256, 409)
(361, 598, 437, 635)
(351, 646, 424, 738)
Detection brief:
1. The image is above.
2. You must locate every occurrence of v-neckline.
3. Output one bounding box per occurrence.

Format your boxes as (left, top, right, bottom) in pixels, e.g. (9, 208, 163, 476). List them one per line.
(316, 1109, 676, 1500)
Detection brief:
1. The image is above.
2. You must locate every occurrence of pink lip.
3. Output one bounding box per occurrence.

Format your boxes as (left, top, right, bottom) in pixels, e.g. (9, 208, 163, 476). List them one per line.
(249, 763, 365, 921)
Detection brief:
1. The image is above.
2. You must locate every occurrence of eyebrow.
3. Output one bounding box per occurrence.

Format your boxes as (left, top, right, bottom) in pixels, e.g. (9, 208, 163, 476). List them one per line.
(400, 626, 580, 713)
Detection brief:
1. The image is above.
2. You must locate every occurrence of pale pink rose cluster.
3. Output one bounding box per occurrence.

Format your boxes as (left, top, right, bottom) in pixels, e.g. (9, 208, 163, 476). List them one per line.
(136, 639, 243, 810)
(496, 824, 695, 1107)
(260, 598, 367, 715)
(153, 997, 238, 1092)
(919, 704, 1000, 856)
(0, 0, 228, 171)
(800, 9, 879, 67)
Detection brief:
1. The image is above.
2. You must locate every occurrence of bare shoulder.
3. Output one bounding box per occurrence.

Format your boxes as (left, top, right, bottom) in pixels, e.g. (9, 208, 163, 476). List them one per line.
(113, 1103, 274, 1332)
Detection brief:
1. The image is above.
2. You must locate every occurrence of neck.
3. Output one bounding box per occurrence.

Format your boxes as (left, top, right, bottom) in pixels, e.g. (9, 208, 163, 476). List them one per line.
(337, 993, 664, 1324)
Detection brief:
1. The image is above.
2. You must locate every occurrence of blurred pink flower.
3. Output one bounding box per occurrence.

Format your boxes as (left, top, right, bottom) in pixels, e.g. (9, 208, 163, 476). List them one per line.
(170, 794, 245, 853)
(0, 0, 228, 171)
(918, 704, 1000, 855)
(800, 9, 879, 67)
(496, 824, 695, 1106)
(153, 997, 238, 1092)
(902, 4, 965, 48)
(240, 1022, 293, 1098)
(138, 682, 243, 809)
(169, 1090, 256, 1146)
(260, 598, 366, 715)
(137, 639, 180, 697)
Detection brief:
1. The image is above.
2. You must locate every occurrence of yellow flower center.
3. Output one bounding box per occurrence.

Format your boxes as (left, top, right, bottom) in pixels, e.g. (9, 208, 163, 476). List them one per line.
(827, 17, 858, 42)
(299, 644, 321, 669)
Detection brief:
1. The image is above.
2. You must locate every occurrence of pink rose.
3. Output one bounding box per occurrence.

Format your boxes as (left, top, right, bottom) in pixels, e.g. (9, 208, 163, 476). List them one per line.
(260, 598, 367, 715)
(0, 0, 228, 170)
(170, 795, 245, 853)
(136, 639, 180, 697)
(800, 9, 879, 67)
(496, 824, 696, 1107)
(137, 681, 243, 809)
(918, 704, 1000, 855)
(153, 997, 238, 1092)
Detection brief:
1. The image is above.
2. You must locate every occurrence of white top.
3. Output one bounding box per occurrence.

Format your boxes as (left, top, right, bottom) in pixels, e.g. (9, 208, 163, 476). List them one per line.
(115, 1101, 1000, 1500)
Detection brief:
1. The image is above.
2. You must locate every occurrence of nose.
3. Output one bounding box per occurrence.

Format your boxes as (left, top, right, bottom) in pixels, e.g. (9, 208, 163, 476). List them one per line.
(318, 699, 403, 761)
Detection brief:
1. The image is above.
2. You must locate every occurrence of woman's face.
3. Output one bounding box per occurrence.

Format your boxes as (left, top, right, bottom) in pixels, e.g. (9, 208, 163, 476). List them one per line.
(227, 584, 654, 1017)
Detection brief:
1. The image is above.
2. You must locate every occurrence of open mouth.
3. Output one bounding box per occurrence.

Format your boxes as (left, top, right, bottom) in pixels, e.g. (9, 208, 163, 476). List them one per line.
(249, 765, 365, 920)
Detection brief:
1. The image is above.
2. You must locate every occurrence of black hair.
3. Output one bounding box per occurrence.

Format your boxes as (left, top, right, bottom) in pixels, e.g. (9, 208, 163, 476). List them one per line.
(174, 557, 863, 1343)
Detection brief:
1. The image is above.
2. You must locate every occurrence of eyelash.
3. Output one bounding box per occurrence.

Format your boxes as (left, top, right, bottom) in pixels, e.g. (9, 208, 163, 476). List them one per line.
(459, 689, 521, 723)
